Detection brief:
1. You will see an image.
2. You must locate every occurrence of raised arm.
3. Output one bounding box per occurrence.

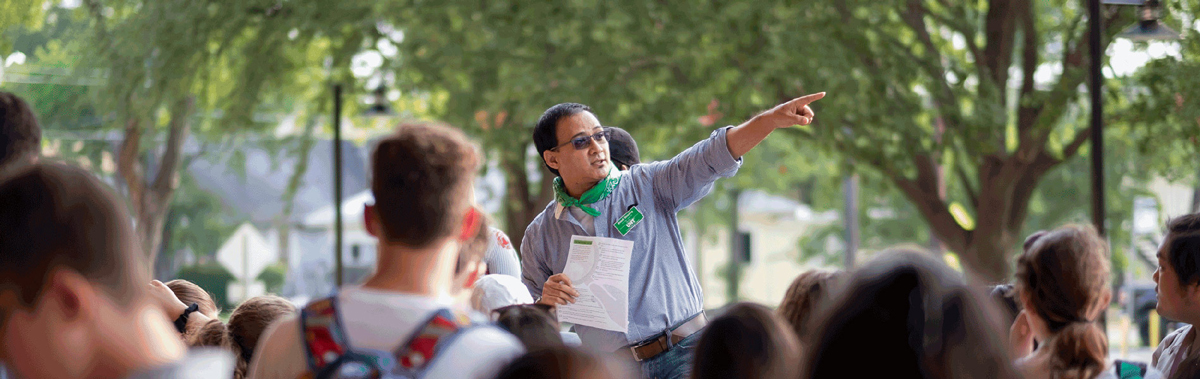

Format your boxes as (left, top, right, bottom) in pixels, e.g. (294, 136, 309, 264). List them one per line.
(725, 92, 825, 158)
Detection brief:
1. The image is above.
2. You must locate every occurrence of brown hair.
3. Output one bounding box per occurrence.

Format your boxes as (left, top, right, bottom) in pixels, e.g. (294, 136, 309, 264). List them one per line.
(496, 347, 627, 379)
(777, 269, 840, 342)
(493, 303, 563, 352)
(0, 91, 41, 172)
(190, 296, 295, 379)
(804, 248, 1018, 379)
(1015, 225, 1111, 379)
(371, 122, 479, 248)
(693, 302, 801, 379)
(166, 279, 220, 318)
(0, 163, 144, 309)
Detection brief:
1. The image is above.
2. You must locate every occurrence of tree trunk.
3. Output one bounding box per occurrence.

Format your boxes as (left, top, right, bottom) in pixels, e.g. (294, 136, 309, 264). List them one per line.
(277, 116, 320, 265)
(117, 96, 195, 272)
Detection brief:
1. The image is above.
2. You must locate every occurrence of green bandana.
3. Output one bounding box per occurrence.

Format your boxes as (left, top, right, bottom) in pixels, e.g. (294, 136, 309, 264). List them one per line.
(553, 166, 621, 217)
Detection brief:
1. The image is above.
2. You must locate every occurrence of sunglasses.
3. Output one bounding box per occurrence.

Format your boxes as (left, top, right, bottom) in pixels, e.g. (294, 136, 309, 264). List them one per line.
(550, 129, 610, 151)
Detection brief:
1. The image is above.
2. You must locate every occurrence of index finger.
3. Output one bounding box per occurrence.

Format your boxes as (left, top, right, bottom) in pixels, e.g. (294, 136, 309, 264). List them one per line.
(788, 92, 826, 106)
(549, 273, 574, 287)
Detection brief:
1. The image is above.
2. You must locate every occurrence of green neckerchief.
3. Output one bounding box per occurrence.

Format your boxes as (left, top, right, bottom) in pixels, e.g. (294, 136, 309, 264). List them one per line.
(553, 165, 621, 217)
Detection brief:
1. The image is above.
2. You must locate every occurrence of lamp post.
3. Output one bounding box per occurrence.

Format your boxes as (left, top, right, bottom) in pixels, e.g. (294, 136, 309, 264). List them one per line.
(1091, 0, 1181, 237)
(331, 83, 396, 288)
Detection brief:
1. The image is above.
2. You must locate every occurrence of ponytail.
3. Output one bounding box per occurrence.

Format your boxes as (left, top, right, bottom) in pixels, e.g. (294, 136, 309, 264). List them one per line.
(1045, 321, 1107, 379)
(191, 319, 230, 348)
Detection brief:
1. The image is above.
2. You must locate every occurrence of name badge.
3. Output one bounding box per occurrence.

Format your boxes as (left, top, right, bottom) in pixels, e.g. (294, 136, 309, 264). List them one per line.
(614, 206, 644, 236)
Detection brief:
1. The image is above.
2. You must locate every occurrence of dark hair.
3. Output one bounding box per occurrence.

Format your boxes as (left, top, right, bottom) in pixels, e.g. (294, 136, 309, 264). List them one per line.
(492, 303, 563, 352)
(988, 284, 1021, 325)
(604, 127, 640, 170)
(777, 269, 840, 343)
(533, 103, 592, 177)
(693, 302, 800, 379)
(804, 249, 1018, 379)
(167, 279, 220, 319)
(371, 122, 479, 248)
(1164, 213, 1200, 287)
(0, 163, 144, 308)
(0, 91, 41, 172)
(495, 347, 625, 379)
(1015, 225, 1111, 379)
(227, 295, 295, 379)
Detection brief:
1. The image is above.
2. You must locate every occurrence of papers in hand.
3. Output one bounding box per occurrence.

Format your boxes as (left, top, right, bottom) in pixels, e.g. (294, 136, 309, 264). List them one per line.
(557, 235, 633, 333)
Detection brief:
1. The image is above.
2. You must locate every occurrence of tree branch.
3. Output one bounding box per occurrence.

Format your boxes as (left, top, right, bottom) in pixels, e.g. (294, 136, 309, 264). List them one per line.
(117, 118, 144, 215)
(955, 161, 980, 208)
(150, 96, 194, 195)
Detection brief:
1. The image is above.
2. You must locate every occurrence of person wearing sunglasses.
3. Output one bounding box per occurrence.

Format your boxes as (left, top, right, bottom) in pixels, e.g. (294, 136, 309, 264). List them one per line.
(522, 92, 826, 379)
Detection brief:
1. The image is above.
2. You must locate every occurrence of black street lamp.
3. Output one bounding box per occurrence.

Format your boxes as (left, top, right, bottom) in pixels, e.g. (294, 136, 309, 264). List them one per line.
(1090, 0, 1181, 237)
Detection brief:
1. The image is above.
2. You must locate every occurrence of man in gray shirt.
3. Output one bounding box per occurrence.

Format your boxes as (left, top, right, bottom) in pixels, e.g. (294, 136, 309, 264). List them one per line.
(521, 92, 825, 378)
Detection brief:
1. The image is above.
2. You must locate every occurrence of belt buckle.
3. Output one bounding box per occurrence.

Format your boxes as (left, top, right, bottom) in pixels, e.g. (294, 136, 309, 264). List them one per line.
(629, 338, 656, 362)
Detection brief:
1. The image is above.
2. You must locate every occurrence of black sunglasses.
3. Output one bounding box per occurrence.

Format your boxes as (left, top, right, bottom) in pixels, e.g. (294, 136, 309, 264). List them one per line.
(550, 129, 610, 151)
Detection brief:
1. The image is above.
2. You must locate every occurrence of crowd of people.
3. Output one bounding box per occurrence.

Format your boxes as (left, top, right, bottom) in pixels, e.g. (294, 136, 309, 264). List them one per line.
(2, 87, 1200, 379)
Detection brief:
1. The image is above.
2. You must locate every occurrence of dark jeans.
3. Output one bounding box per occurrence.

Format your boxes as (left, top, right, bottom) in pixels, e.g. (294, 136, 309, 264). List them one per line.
(637, 331, 701, 379)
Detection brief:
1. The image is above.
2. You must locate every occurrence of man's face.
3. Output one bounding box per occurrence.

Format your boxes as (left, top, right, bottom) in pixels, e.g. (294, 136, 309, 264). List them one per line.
(544, 112, 610, 184)
(1155, 238, 1198, 322)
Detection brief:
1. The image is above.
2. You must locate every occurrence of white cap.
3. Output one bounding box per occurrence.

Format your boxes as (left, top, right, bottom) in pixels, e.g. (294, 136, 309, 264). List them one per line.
(470, 274, 535, 314)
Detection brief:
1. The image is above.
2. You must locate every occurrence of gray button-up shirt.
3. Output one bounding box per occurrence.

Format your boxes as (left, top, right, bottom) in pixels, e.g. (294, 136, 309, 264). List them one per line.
(521, 126, 741, 353)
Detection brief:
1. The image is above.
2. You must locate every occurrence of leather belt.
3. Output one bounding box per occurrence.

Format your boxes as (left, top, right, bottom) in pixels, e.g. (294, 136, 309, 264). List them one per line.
(616, 312, 708, 362)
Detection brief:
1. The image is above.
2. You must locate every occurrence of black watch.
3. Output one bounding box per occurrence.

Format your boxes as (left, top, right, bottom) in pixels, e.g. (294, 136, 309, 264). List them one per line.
(174, 303, 199, 334)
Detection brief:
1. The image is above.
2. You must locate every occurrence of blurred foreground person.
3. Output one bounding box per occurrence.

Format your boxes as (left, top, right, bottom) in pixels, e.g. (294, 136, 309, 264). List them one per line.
(248, 123, 522, 379)
(603, 126, 640, 170)
(803, 249, 1018, 379)
(692, 302, 801, 379)
(777, 269, 841, 345)
(0, 91, 41, 179)
(0, 163, 233, 378)
(496, 347, 630, 379)
(1011, 226, 1161, 379)
(1151, 214, 1200, 379)
(492, 303, 565, 352)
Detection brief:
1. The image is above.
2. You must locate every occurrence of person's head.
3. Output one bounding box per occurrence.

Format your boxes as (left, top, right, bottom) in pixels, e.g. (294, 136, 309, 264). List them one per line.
(777, 269, 841, 344)
(0, 91, 41, 175)
(0, 163, 180, 378)
(693, 302, 800, 379)
(495, 347, 627, 379)
(988, 284, 1021, 326)
(603, 127, 639, 171)
(492, 303, 563, 352)
(364, 122, 480, 259)
(534, 103, 610, 181)
(804, 249, 1018, 379)
(1015, 225, 1111, 379)
(165, 279, 219, 319)
(1154, 213, 1200, 324)
(227, 295, 295, 379)
(471, 274, 534, 314)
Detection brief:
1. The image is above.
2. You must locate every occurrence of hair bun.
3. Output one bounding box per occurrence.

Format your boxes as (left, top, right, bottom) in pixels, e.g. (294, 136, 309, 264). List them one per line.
(1023, 231, 1048, 252)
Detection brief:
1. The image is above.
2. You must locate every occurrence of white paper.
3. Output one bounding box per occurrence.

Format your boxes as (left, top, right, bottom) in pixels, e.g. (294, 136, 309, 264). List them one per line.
(557, 235, 633, 333)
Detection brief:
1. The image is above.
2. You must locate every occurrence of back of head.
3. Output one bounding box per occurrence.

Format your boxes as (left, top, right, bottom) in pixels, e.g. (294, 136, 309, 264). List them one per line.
(693, 302, 800, 379)
(166, 279, 220, 318)
(495, 347, 627, 379)
(493, 303, 563, 352)
(371, 122, 479, 248)
(603, 126, 640, 169)
(227, 295, 295, 379)
(0, 163, 144, 308)
(1015, 225, 1111, 379)
(778, 269, 841, 343)
(0, 91, 41, 175)
(804, 249, 1017, 379)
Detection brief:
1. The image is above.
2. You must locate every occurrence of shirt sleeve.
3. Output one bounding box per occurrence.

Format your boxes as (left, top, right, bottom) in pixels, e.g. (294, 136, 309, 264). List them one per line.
(520, 222, 550, 298)
(484, 228, 522, 278)
(645, 126, 742, 212)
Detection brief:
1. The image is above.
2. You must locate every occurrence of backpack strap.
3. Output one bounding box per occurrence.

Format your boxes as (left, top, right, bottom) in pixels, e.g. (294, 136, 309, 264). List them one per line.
(388, 308, 482, 376)
(300, 297, 353, 379)
(1114, 360, 1149, 379)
